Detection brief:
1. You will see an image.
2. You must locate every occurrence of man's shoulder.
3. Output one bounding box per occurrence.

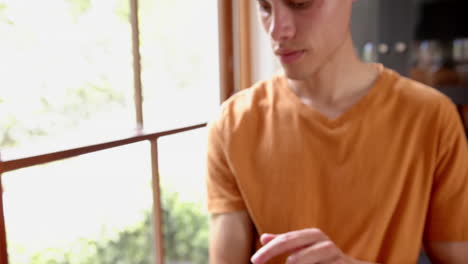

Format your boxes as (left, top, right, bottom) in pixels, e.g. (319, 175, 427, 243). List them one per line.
(387, 69, 455, 112)
(226, 76, 280, 110)
(213, 75, 281, 124)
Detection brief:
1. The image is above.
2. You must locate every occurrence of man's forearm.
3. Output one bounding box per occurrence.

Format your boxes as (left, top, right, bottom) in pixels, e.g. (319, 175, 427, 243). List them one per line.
(209, 212, 254, 264)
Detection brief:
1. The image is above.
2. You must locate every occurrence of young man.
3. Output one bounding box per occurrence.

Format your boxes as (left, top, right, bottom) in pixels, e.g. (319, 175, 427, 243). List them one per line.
(206, 0, 468, 263)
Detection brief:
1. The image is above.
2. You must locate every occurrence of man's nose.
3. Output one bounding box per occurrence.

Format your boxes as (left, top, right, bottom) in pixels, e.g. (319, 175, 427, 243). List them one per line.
(268, 6, 295, 42)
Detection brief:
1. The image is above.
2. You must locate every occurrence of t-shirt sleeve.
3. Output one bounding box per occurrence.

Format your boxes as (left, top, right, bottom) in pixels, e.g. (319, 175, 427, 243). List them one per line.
(205, 115, 247, 214)
(424, 101, 468, 241)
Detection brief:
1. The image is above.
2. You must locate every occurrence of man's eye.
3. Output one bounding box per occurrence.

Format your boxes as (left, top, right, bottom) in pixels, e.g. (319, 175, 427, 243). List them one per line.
(258, 0, 271, 12)
(289, 1, 311, 9)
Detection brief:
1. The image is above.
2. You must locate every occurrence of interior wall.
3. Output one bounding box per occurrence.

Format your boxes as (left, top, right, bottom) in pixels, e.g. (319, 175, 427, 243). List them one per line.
(351, 0, 379, 59)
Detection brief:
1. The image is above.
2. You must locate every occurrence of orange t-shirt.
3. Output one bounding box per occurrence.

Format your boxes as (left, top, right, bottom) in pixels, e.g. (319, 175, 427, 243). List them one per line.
(206, 65, 468, 263)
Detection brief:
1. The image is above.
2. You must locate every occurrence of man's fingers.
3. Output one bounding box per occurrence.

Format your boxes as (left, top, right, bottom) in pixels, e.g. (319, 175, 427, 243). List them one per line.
(251, 229, 326, 264)
(261, 234, 308, 253)
(286, 240, 341, 264)
(260, 233, 277, 245)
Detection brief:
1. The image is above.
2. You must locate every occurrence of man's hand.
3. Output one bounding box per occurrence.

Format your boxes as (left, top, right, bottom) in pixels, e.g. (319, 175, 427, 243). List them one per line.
(251, 228, 372, 264)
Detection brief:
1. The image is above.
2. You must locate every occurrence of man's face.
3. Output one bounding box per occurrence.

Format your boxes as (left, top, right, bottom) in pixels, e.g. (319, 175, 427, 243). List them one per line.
(257, 0, 354, 80)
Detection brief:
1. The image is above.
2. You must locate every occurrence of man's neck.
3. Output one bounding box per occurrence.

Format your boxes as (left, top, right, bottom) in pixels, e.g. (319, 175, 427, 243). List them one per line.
(287, 35, 379, 116)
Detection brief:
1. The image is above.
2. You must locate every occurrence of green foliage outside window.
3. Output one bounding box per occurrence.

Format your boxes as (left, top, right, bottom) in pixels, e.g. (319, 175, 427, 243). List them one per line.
(18, 191, 208, 264)
(65, 0, 92, 18)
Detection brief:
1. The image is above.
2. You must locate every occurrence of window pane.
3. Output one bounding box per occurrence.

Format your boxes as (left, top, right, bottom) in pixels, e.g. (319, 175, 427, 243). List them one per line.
(3, 142, 155, 264)
(139, 1, 220, 130)
(0, 0, 135, 151)
(158, 128, 209, 264)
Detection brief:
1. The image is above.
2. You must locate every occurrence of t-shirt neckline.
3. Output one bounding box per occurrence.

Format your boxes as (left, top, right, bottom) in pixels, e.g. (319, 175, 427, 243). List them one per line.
(276, 63, 393, 127)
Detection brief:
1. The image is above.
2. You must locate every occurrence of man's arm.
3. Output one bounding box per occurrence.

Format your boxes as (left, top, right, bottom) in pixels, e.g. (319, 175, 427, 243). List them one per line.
(425, 241, 468, 263)
(210, 211, 254, 264)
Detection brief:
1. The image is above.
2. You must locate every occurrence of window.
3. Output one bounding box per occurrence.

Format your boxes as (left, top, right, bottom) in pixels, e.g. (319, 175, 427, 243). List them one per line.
(0, 0, 135, 151)
(3, 143, 154, 264)
(0, 0, 223, 263)
(139, 0, 220, 130)
(158, 128, 209, 264)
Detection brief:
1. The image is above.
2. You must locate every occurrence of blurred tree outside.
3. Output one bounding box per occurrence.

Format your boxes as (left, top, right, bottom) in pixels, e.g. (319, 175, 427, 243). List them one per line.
(162, 191, 209, 264)
(0, 2, 12, 25)
(65, 0, 92, 19)
(10, 190, 208, 264)
(0, 0, 135, 149)
(85, 191, 209, 264)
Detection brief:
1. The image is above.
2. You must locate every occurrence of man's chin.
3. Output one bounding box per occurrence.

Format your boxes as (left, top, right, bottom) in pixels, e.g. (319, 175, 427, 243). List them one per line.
(281, 61, 320, 81)
(282, 66, 309, 81)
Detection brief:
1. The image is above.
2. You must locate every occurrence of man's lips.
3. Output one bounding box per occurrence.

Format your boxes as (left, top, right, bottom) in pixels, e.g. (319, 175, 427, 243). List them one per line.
(275, 49, 306, 64)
